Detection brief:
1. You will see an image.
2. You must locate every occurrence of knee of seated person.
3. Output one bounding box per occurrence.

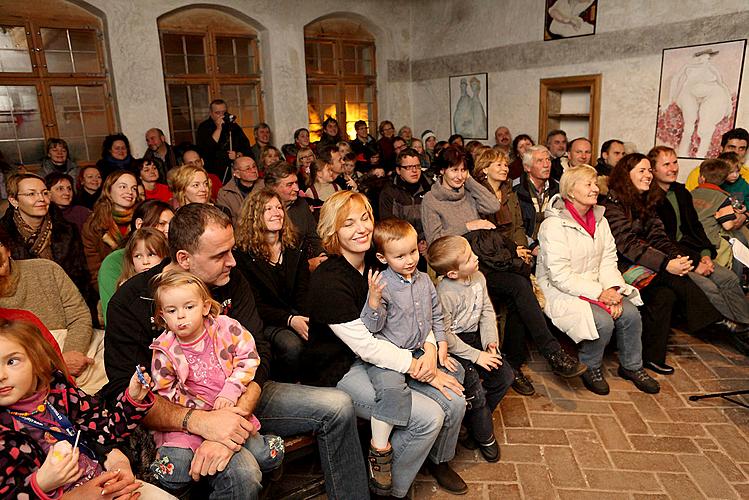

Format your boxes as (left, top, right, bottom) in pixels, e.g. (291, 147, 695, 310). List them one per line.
(319, 387, 356, 421)
(221, 449, 263, 489)
(410, 398, 445, 432)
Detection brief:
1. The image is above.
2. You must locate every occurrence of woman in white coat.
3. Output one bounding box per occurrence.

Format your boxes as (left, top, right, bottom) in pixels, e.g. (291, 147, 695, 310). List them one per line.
(537, 165, 659, 396)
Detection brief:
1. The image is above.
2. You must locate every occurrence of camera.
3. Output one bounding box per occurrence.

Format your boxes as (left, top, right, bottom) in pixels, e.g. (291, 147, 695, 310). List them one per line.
(223, 112, 237, 124)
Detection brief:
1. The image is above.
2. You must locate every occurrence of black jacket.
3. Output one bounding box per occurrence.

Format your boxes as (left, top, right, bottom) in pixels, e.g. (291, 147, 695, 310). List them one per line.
(656, 182, 716, 262)
(196, 118, 252, 178)
(379, 175, 432, 240)
(235, 246, 310, 328)
(513, 172, 559, 246)
(0, 206, 90, 298)
(286, 197, 324, 258)
(100, 258, 268, 402)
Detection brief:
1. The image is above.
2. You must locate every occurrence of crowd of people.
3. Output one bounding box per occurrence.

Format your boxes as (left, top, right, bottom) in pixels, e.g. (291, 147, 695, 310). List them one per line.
(1, 94, 749, 499)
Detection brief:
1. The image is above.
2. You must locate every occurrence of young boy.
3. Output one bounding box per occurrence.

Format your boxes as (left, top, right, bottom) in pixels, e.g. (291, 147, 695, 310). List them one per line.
(692, 158, 748, 273)
(720, 151, 749, 207)
(428, 235, 515, 462)
(360, 218, 459, 495)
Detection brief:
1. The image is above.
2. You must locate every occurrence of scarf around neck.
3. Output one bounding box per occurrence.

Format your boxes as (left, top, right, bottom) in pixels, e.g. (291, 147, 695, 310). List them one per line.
(564, 199, 596, 238)
(13, 209, 53, 259)
(104, 206, 134, 249)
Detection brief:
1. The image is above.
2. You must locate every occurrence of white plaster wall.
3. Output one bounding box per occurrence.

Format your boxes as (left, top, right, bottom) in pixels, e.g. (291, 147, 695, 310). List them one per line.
(409, 0, 749, 181)
(79, 0, 413, 157)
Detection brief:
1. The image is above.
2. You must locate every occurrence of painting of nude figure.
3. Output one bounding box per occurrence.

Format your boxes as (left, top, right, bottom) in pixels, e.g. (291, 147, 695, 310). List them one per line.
(655, 40, 747, 159)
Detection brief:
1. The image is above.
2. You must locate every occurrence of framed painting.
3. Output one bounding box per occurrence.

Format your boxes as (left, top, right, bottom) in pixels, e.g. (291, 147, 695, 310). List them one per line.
(655, 39, 747, 159)
(449, 73, 488, 140)
(544, 0, 597, 41)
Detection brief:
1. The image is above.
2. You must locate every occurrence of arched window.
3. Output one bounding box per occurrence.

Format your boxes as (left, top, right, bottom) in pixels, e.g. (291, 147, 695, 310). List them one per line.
(0, 2, 116, 169)
(304, 18, 377, 142)
(158, 8, 263, 146)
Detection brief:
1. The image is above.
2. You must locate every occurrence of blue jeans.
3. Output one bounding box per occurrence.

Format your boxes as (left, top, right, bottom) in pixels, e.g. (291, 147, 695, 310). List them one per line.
(337, 360, 466, 498)
(155, 445, 262, 499)
(366, 364, 412, 426)
(581, 301, 643, 370)
(254, 381, 369, 500)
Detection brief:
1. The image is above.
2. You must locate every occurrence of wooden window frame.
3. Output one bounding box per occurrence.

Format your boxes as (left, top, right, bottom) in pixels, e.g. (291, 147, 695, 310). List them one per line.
(539, 74, 601, 154)
(0, 15, 116, 167)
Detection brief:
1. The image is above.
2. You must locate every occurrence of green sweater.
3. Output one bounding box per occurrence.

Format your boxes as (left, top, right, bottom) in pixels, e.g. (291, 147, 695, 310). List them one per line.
(98, 248, 125, 326)
(0, 259, 92, 353)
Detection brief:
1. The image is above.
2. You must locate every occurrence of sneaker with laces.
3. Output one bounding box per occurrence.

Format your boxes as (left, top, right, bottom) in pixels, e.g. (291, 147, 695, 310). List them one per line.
(546, 349, 588, 378)
(581, 366, 609, 395)
(511, 368, 535, 396)
(367, 445, 393, 496)
(618, 366, 660, 394)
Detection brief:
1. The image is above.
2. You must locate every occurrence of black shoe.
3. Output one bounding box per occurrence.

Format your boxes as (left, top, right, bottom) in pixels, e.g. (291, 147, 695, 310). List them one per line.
(426, 461, 468, 495)
(581, 366, 609, 395)
(458, 426, 477, 450)
(511, 368, 536, 396)
(618, 366, 660, 394)
(731, 331, 749, 356)
(477, 437, 500, 463)
(643, 360, 674, 375)
(718, 319, 749, 334)
(546, 349, 588, 378)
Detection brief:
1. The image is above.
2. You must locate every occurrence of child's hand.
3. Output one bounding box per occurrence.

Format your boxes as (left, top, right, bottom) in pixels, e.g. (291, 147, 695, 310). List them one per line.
(437, 342, 459, 372)
(36, 443, 82, 492)
(213, 397, 234, 410)
(476, 351, 503, 371)
(367, 269, 385, 310)
(128, 366, 152, 402)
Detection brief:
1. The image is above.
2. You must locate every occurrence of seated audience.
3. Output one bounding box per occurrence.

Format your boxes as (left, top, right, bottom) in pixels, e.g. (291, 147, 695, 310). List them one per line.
(567, 137, 593, 169)
(308, 191, 466, 497)
(316, 116, 345, 151)
(546, 129, 568, 181)
(651, 147, 749, 342)
(149, 269, 284, 493)
(74, 165, 103, 210)
(144, 127, 178, 181)
(595, 139, 625, 196)
(421, 130, 438, 164)
(98, 199, 173, 323)
(514, 145, 559, 253)
(39, 137, 79, 180)
(97, 133, 134, 180)
(1, 173, 90, 300)
(0, 307, 66, 366)
(282, 127, 310, 165)
(102, 202, 368, 498)
(508, 134, 534, 180)
(45, 172, 91, 233)
(604, 153, 726, 374)
(398, 125, 413, 146)
(0, 319, 160, 499)
(170, 163, 211, 209)
(421, 145, 585, 396)
(81, 170, 139, 290)
(377, 120, 397, 169)
(116, 227, 167, 288)
(295, 146, 315, 192)
(234, 188, 310, 382)
(263, 161, 327, 271)
(447, 134, 464, 147)
(259, 145, 282, 175)
(250, 122, 274, 163)
(0, 229, 105, 395)
(494, 126, 512, 156)
(349, 120, 375, 161)
(474, 148, 529, 251)
(428, 235, 514, 462)
(720, 151, 749, 208)
(180, 148, 222, 202)
(216, 155, 262, 226)
(409, 138, 430, 169)
(537, 165, 659, 395)
(685, 128, 749, 190)
(136, 158, 172, 203)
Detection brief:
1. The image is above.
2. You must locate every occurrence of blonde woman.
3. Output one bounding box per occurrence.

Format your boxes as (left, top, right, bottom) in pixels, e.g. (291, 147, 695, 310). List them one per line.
(170, 164, 212, 208)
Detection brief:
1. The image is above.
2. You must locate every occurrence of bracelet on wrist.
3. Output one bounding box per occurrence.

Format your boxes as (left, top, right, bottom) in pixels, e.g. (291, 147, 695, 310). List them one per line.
(182, 408, 195, 433)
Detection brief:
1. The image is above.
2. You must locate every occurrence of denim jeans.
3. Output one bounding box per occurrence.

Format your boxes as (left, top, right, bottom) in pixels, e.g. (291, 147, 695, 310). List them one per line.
(581, 301, 643, 371)
(266, 326, 305, 382)
(254, 381, 369, 500)
(155, 445, 262, 499)
(366, 364, 412, 426)
(337, 359, 466, 498)
(455, 331, 514, 443)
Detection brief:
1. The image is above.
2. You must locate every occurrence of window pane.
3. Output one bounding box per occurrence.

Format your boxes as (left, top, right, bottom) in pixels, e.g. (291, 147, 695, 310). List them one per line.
(305, 41, 334, 75)
(41, 28, 100, 74)
(161, 34, 205, 75)
(216, 37, 256, 75)
(344, 84, 374, 139)
(0, 26, 32, 72)
(167, 84, 208, 144)
(220, 84, 259, 138)
(0, 85, 44, 166)
(51, 85, 108, 162)
(307, 84, 338, 142)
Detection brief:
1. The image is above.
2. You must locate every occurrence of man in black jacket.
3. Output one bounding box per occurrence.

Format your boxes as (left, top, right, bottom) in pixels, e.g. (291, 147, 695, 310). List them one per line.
(102, 203, 367, 498)
(513, 145, 559, 254)
(196, 99, 253, 179)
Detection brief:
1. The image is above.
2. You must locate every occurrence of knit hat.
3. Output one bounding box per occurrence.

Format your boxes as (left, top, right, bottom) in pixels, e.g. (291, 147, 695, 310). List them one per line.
(421, 130, 437, 145)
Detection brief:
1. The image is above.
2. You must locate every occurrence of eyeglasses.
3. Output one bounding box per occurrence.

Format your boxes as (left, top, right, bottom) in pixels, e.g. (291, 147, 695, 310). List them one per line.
(17, 190, 50, 199)
(399, 164, 421, 172)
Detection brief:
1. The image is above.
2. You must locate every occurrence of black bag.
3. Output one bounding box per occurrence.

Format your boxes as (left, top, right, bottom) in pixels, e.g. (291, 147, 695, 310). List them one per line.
(464, 229, 531, 277)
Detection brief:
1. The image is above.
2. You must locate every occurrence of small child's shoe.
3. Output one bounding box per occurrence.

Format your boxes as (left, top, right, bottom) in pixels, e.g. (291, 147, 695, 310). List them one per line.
(368, 445, 393, 496)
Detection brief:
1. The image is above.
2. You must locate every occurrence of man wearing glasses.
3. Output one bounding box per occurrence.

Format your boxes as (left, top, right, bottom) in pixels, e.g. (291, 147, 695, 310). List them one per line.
(379, 148, 433, 262)
(216, 156, 262, 226)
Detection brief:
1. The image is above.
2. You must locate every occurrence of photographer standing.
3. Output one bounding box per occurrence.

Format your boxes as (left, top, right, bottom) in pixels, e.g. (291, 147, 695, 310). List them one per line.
(197, 99, 253, 182)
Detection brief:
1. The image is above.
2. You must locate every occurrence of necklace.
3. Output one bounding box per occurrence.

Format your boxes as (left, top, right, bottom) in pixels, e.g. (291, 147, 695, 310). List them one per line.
(7, 401, 47, 417)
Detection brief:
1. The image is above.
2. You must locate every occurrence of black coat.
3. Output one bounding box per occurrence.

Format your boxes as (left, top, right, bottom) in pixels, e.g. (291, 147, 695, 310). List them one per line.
(655, 182, 716, 262)
(513, 172, 559, 246)
(0, 206, 90, 299)
(196, 118, 252, 178)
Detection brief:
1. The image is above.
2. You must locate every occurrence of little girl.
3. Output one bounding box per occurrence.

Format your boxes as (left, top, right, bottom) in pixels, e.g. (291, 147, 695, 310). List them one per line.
(149, 269, 284, 492)
(117, 228, 169, 288)
(0, 319, 157, 498)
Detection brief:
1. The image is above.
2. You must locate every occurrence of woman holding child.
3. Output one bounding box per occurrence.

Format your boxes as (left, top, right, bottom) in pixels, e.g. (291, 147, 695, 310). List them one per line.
(308, 190, 468, 498)
(537, 165, 659, 395)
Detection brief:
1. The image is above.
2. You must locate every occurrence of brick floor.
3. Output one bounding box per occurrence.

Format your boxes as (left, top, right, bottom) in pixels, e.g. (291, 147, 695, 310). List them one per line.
(298, 329, 749, 499)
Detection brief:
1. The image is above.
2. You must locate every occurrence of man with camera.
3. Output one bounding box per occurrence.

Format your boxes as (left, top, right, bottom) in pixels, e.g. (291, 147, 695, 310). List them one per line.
(197, 99, 253, 182)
